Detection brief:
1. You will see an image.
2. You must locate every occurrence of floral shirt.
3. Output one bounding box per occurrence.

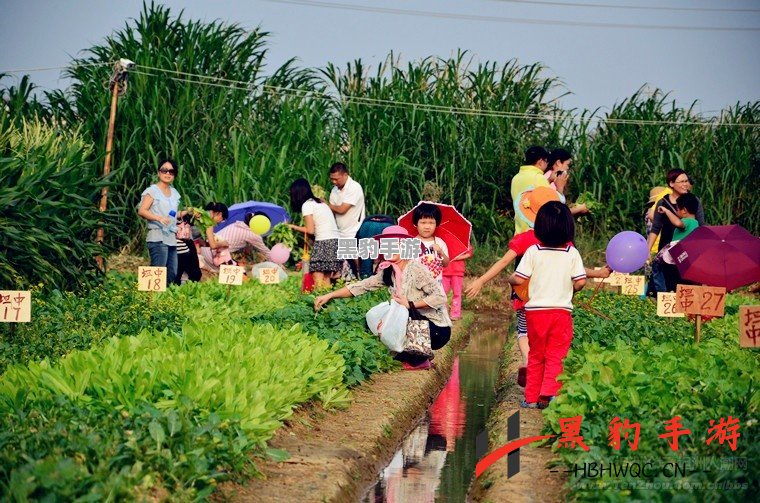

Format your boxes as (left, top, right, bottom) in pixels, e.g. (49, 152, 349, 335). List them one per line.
(348, 260, 452, 327)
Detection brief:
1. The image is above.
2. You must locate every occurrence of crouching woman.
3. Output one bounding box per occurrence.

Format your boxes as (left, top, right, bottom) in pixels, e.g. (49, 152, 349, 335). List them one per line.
(313, 226, 452, 370)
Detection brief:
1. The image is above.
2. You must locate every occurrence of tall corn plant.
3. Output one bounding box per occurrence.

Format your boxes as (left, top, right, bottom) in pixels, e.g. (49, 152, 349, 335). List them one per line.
(571, 88, 760, 236)
(55, 2, 332, 248)
(323, 52, 570, 245)
(0, 114, 122, 290)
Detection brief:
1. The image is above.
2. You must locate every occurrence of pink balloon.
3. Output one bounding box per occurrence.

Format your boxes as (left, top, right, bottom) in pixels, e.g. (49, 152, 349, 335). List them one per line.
(270, 243, 291, 265)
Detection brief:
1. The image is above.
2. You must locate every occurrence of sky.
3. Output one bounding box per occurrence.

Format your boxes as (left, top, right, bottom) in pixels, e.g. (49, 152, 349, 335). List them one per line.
(1, 0, 758, 115)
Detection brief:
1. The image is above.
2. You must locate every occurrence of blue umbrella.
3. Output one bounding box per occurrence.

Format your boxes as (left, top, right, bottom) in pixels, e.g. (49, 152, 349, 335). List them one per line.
(214, 201, 290, 236)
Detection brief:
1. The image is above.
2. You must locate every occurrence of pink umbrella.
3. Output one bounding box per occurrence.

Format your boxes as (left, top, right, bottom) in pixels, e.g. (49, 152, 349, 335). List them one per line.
(669, 225, 760, 291)
(398, 201, 473, 260)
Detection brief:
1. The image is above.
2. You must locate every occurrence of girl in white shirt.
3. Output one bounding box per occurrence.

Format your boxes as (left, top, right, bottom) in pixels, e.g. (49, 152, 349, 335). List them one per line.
(288, 178, 341, 289)
(509, 201, 586, 409)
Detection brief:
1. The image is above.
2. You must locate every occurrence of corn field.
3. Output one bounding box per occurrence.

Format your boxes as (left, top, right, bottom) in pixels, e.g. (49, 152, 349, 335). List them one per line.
(1, 2, 758, 290)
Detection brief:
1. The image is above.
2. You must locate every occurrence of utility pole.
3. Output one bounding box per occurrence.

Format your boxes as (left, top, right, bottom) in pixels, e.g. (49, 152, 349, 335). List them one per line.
(96, 58, 134, 271)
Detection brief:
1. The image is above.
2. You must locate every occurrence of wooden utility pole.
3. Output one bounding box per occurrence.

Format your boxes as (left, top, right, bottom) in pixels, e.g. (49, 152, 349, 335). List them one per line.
(96, 59, 132, 270)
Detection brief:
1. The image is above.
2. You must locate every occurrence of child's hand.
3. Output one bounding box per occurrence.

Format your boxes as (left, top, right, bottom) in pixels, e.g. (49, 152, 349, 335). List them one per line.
(465, 279, 483, 298)
(657, 206, 672, 215)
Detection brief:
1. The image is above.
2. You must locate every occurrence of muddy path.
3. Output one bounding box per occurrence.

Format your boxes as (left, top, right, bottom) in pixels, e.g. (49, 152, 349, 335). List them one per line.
(217, 319, 473, 502)
(470, 335, 568, 503)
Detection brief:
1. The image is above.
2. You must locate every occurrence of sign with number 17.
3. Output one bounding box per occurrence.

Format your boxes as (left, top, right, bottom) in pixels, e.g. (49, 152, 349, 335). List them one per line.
(0, 291, 32, 323)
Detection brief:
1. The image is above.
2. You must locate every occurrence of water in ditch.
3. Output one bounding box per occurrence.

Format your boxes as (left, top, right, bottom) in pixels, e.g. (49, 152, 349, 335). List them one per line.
(362, 310, 509, 502)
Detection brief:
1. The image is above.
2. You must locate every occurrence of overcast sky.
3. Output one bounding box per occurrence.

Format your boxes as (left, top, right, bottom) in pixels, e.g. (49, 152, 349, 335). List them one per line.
(1, 0, 758, 114)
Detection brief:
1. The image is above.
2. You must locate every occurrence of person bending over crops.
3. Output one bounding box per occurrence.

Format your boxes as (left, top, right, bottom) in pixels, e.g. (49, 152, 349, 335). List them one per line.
(198, 202, 234, 271)
(314, 226, 452, 371)
(508, 202, 586, 409)
(137, 158, 181, 284)
(199, 209, 272, 273)
(287, 178, 342, 289)
(646, 169, 705, 293)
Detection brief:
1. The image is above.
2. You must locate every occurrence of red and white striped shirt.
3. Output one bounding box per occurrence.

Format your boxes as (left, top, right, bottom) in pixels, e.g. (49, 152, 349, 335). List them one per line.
(217, 221, 271, 259)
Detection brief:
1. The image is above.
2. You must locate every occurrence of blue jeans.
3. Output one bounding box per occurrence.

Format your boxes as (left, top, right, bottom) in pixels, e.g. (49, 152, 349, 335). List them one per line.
(147, 241, 178, 286)
(649, 259, 668, 295)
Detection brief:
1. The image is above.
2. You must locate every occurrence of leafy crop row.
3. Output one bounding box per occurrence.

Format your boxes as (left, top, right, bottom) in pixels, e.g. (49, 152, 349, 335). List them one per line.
(0, 273, 401, 499)
(544, 292, 759, 502)
(251, 291, 400, 386)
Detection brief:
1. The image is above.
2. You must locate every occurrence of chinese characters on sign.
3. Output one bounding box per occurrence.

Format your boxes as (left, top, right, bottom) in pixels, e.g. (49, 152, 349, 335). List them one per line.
(137, 266, 167, 292)
(621, 275, 646, 296)
(675, 285, 726, 317)
(739, 306, 760, 348)
(657, 292, 685, 318)
(258, 267, 280, 285)
(608, 271, 629, 287)
(336, 238, 421, 260)
(219, 265, 245, 286)
(0, 291, 31, 323)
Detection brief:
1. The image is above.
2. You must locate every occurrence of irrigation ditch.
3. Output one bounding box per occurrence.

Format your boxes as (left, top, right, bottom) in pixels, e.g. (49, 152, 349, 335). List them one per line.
(215, 301, 565, 502)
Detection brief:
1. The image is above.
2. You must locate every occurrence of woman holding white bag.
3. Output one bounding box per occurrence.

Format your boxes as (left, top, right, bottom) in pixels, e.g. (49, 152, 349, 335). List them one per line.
(314, 226, 452, 370)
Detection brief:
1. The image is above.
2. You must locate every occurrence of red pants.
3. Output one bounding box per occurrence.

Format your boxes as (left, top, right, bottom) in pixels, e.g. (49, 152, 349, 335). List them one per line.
(524, 309, 573, 403)
(442, 275, 463, 318)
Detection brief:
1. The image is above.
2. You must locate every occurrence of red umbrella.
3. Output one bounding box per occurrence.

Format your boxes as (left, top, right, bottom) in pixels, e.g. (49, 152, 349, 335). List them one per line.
(669, 225, 760, 291)
(398, 201, 473, 260)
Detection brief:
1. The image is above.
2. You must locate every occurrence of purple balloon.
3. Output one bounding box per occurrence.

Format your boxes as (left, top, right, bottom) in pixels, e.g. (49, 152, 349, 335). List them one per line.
(605, 231, 649, 273)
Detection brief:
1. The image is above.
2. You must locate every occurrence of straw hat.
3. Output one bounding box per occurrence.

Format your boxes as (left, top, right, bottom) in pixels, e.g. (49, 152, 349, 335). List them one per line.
(515, 186, 562, 227)
(646, 186, 668, 205)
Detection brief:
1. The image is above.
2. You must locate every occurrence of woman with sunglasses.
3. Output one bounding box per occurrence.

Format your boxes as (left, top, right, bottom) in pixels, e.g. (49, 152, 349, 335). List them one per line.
(646, 168, 705, 292)
(137, 158, 181, 284)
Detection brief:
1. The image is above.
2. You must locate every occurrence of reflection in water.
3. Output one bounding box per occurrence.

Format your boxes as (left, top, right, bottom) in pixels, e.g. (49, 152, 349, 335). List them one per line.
(364, 314, 507, 502)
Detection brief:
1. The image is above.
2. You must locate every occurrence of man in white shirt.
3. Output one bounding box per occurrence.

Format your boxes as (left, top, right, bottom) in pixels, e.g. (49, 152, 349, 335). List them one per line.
(328, 162, 366, 239)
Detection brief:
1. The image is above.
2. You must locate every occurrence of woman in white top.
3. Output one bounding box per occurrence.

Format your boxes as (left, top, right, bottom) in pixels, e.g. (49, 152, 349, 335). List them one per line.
(287, 178, 341, 288)
(137, 159, 181, 285)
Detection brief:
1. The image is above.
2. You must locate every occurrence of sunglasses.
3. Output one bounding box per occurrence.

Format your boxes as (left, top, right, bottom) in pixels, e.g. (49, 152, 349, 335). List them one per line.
(159, 169, 177, 175)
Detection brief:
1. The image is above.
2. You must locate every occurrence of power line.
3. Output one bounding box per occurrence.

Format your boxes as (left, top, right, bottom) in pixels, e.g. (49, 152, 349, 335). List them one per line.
(3, 62, 756, 127)
(0, 62, 110, 75)
(131, 64, 759, 128)
(260, 0, 760, 31)
(487, 0, 760, 14)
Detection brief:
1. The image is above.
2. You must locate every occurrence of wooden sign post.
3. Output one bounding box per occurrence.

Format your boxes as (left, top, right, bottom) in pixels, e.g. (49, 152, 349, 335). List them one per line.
(0, 291, 32, 323)
(675, 284, 726, 343)
(258, 267, 281, 285)
(219, 265, 245, 300)
(137, 267, 167, 292)
(656, 292, 685, 318)
(621, 275, 646, 296)
(739, 306, 760, 348)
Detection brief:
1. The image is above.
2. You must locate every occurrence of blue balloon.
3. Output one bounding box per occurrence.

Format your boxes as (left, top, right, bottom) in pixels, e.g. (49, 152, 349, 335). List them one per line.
(605, 231, 649, 273)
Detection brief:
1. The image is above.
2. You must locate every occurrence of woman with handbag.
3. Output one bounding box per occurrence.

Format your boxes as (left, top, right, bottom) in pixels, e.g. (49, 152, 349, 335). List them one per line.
(314, 226, 452, 370)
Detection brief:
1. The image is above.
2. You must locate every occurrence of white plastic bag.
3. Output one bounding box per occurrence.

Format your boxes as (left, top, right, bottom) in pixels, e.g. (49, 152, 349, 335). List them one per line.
(366, 300, 409, 352)
(366, 301, 391, 336)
